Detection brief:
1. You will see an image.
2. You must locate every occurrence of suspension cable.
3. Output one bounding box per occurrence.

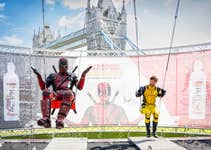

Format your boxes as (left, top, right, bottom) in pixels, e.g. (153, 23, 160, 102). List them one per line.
(75, 11, 86, 98)
(133, 0, 141, 87)
(159, 0, 181, 109)
(162, 0, 181, 89)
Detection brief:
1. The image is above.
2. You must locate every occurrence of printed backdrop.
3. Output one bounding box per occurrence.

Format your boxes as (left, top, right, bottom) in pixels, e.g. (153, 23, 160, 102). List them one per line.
(0, 50, 211, 129)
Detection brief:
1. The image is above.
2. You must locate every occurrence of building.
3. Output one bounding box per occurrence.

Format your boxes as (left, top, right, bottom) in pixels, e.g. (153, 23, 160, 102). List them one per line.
(32, 25, 56, 48)
(33, 0, 127, 53)
(86, 0, 127, 51)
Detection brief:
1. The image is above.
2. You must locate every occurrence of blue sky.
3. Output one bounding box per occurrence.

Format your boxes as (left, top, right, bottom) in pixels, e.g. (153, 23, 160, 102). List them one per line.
(0, 0, 210, 48)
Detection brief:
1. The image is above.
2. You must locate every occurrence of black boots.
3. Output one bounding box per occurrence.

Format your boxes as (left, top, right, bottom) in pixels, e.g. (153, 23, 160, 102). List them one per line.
(145, 123, 151, 138)
(37, 118, 51, 128)
(145, 122, 158, 138)
(152, 122, 158, 138)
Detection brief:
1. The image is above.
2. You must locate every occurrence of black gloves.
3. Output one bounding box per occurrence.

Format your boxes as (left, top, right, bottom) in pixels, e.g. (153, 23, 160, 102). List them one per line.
(31, 66, 39, 76)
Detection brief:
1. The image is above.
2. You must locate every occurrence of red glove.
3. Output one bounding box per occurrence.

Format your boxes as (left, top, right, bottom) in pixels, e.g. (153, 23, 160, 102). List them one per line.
(31, 67, 45, 90)
(81, 66, 92, 77)
(77, 66, 92, 90)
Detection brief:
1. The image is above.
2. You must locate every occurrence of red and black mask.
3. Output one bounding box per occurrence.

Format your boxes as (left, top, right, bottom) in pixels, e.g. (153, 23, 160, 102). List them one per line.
(59, 57, 68, 74)
(97, 82, 111, 104)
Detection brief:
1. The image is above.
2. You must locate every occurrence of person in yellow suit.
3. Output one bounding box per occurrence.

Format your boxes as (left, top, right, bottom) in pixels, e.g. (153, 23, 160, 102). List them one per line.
(136, 76, 166, 138)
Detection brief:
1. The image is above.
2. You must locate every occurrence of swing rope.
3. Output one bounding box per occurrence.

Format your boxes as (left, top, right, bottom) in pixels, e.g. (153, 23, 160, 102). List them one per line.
(40, 0, 47, 80)
(158, 0, 181, 110)
(133, 0, 141, 87)
(133, 0, 145, 112)
(74, 11, 87, 99)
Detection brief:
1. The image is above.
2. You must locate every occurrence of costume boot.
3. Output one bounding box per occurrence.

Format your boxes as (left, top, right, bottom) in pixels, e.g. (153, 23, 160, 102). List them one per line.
(152, 121, 158, 138)
(145, 123, 151, 138)
(37, 99, 51, 128)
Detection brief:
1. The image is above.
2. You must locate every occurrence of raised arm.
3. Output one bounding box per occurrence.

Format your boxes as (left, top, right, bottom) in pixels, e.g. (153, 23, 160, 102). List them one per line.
(31, 67, 45, 90)
(31, 67, 54, 90)
(77, 66, 92, 90)
(69, 66, 92, 91)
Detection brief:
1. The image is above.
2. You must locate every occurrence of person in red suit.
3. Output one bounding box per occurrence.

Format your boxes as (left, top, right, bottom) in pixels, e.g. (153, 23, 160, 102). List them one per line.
(32, 57, 92, 129)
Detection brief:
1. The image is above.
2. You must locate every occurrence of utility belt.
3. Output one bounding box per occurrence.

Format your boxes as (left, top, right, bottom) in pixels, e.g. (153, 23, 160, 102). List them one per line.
(140, 103, 156, 114)
(141, 103, 156, 108)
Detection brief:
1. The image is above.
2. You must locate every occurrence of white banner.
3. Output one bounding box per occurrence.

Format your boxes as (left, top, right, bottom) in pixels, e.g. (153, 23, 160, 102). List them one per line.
(3, 62, 20, 121)
(61, 57, 176, 126)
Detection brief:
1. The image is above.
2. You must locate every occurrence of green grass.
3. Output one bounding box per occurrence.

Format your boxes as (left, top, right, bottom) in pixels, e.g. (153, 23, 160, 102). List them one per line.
(2, 131, 208, 140)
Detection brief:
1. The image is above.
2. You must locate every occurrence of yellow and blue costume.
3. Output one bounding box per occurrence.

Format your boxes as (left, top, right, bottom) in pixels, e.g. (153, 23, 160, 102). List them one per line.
(136, 85, 166, 137)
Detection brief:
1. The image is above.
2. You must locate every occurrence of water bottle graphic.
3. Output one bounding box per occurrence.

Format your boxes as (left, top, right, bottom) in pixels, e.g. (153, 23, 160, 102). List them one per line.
(3, 62, 20, 121)
(189, 60, 206, 119)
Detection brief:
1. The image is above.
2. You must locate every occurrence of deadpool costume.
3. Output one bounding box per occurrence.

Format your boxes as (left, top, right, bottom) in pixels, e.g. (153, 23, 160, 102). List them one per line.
(32, 57, 92, 129)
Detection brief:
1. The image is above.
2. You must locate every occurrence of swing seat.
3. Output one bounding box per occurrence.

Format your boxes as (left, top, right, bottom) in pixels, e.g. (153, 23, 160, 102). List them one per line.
(50, 100, 77, 115)
(51, 99, 76, 110)
(49, 92, 77, 115)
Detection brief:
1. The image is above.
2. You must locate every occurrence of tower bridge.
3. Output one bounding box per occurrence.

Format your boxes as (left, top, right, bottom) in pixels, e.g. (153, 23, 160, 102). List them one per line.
(32, 0, 132, 55)
(1, 0, 211, 56)
(1, 42, 211, 56)
(44, 28, 86, 51)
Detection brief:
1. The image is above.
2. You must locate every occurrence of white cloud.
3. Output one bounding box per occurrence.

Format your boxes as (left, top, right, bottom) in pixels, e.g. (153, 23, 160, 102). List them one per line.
(0, 3, 6, 22)
(126, 14, 141, 49)
(143, 9, 150, 14)
(126, 14, 172, 49)
(58, 11, 84, 28)
(0, 14, 6, 19)
(60, 0, 130, 10)
(0, 14, 7, 23)
(164, 0, 175, 6)
(61, 0, 86, 10)
(113, 0, 131, 10)
(45, 0, 56, 5)
(47, 0, 211, 49)
(0, 35, 24, 46)
(0, 3, 5, 11)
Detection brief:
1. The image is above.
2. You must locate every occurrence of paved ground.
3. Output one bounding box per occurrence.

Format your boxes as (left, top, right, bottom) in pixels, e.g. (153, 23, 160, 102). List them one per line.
(0, 142, 48, 150)
(45, 138, 87, 150)
(1, 137, 211, 150)
(129, 137, 187, 150)
(88, 141, 139, 150)
(172, 139, 211, 150)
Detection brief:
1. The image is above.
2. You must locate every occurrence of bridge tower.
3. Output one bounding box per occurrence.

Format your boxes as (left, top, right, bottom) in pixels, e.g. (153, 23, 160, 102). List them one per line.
(32, 25, 55, 48)
(85, 0, 127, 51)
